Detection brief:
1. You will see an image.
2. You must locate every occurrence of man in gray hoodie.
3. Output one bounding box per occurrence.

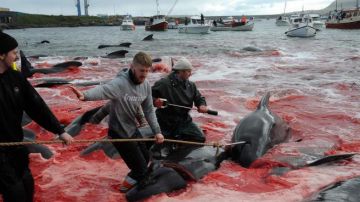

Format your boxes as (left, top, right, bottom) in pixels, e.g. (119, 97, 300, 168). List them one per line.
(71, 52, 164, 192)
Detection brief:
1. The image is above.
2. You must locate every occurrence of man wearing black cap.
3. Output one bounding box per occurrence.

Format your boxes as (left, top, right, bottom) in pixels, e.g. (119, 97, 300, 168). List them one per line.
(152, 58, 208, 146)
(0, 32, 74, 202)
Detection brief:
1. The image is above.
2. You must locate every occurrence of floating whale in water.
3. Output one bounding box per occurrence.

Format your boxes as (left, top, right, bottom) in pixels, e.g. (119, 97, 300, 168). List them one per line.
(98, 42, 132, 49)
(20, 50, 82, 78)
(231, 92, 291, 167)
(230, 92, 355, 169)
(102, 50, 129, 58)
(31, 78, 110, 88)
(242, 46, 262, 52)
(28, 54, 48, 59)
(142, 34, 154, 41)
(307, 176, 360, 202)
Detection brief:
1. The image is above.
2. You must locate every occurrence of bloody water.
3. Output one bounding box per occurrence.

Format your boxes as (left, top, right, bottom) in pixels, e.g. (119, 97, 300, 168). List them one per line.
(3, 22, 360, 201)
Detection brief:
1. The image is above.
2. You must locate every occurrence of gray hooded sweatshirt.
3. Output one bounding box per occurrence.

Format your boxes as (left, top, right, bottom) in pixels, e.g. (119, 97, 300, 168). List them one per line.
(83, 69, 161, 138)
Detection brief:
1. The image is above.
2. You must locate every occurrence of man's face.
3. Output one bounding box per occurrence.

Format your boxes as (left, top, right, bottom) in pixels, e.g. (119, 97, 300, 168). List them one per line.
(1, 48, 18, 69)
(178, 69, 192, 81)
(131, 63, 151, 83)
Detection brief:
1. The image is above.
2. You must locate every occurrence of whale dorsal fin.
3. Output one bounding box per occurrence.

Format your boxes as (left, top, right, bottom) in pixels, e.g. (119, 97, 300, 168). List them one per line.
(257, 92, 271, 110)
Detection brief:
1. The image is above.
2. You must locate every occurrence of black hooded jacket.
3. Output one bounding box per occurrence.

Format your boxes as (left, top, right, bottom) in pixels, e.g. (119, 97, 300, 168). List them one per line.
(152, 72, 206, 130)
(0, 69, 64, 143)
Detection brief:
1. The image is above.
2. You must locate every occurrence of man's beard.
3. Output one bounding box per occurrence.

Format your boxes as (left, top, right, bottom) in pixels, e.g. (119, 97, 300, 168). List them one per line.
(129, 69, 143, 85)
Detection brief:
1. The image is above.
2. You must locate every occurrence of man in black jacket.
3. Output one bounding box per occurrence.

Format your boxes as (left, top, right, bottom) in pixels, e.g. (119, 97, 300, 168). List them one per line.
(0, 32, 73, 202)
(152, 58, 208, 144)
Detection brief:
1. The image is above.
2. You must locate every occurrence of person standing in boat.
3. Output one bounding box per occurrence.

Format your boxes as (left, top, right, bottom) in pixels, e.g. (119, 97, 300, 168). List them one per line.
(200, 13, 205, 25)
(70, 52, 164, 193)
(241, 15, 247, 25)
(0, 32, 74, 202)
(152, 58, 208, 156)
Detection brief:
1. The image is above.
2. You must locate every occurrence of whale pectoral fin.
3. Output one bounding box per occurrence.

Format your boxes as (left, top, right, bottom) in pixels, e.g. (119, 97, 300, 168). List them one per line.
(101, 142, 120, 159)
(25, 144, 54, 159)
(80, 142, 103, 156)
(23, 128, 36, 141)
(306, 153, 356, 167)
(22, 112, 32, 126)
(20, 50, 35, 78)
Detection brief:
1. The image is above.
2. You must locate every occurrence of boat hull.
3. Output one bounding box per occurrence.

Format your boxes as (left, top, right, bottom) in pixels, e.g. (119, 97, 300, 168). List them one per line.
(285, 25, 317, 37)
(211, 22, 254, 31)
(145, 22, 168, 31)
(121, 24, 135, 31)
(276, 20, 290, 26)
(325, 20, 360, 29)
(178, 25, 210, 34)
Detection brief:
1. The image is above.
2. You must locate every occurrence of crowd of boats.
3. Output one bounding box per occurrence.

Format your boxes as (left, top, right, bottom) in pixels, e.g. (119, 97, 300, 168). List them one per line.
(120, 0, 360, 37)
(277, 0, 360, 37)
(120, 14, 255, 34)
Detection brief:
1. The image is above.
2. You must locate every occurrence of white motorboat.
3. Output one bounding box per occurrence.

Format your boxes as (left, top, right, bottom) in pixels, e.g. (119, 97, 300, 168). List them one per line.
(285, 14, 317, 37)
(121, 15, 135, 31)
(309, 14, 325, 30)
(178, 16, 210, 34)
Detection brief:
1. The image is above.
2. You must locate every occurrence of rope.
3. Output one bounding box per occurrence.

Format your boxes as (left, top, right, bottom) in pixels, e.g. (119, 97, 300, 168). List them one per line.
(0, 138, 246, 148)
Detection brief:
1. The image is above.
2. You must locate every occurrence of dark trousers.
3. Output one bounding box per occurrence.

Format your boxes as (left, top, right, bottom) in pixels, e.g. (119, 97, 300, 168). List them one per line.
(162, 121, 205, 143)
(151, 121, 206, 159)
(110, 130, 150, 182)
(0, 147, 34, 202)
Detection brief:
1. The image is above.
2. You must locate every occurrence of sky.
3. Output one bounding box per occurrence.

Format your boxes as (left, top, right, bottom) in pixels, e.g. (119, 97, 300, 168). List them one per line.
(0, 0, 335, 16)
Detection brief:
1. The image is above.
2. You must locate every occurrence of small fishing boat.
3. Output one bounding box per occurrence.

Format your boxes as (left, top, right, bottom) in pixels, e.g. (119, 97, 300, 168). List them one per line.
(178, 16, 210, 34)
(121, 15, 135, 31)
(285, 14, 317, 37)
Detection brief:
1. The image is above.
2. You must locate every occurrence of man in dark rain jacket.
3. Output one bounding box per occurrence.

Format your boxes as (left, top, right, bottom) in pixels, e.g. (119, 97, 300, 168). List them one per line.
(152, 58, 208, 143)
(0, 32, 73, 202)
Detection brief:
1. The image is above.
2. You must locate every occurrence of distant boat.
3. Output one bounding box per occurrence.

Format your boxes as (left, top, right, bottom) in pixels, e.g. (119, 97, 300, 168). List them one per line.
(178, 16, 210, 34)
(210, 16, 254, 31)
(276, 16, 290, 26)
(285, 14, 317, 37)
(309, 14, 325, 30)
(276, 1, 290, 26)
(167, 20, 179, 29)
(121, 15, 135, 31)
(145, 0, 168, 31)
(325, 0, 360, 29)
